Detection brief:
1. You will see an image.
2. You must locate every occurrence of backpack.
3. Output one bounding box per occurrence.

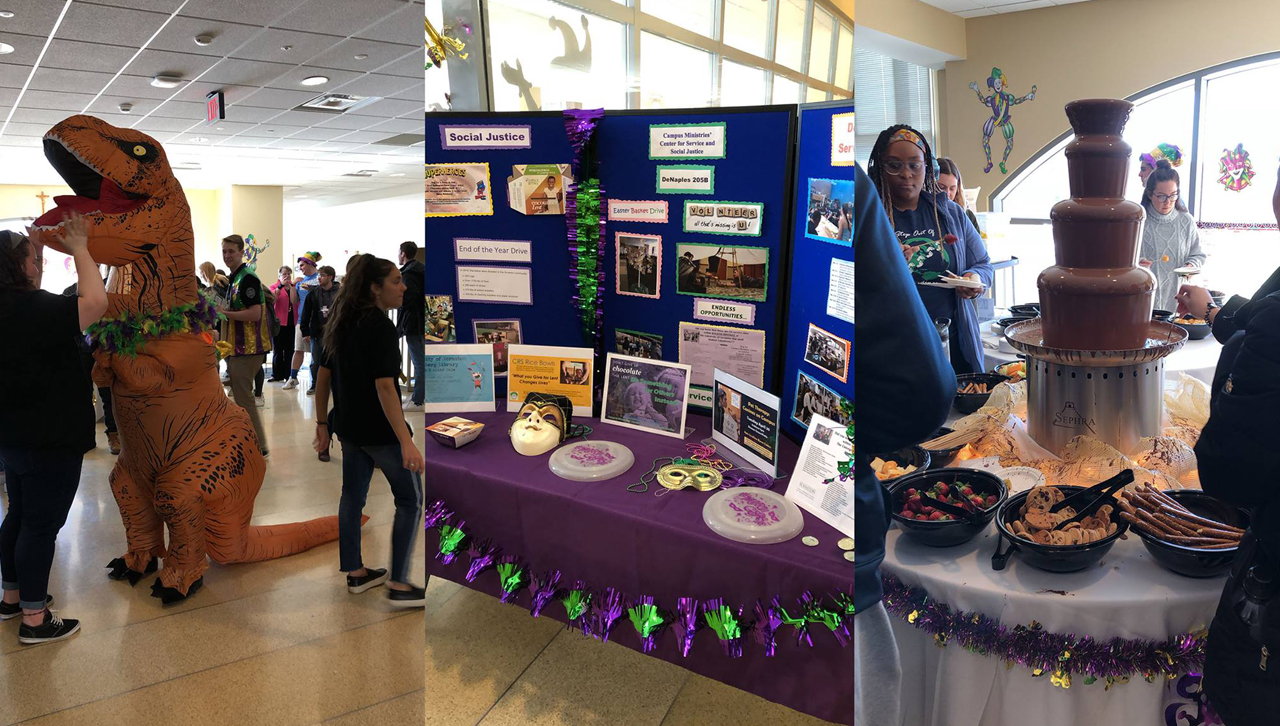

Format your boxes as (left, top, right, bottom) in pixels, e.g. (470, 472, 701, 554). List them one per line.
(263, 285, 281, 339)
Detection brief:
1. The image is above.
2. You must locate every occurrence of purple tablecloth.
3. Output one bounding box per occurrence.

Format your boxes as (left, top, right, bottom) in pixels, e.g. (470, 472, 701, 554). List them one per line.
(424, 411, 854, 725)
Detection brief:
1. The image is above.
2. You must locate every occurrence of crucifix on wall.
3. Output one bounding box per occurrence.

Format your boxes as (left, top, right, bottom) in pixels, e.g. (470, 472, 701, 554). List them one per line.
(36, 190, 49, 214)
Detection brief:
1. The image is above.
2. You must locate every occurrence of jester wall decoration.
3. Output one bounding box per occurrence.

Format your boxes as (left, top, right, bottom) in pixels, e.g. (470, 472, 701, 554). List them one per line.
(969, 67, 1037, 175)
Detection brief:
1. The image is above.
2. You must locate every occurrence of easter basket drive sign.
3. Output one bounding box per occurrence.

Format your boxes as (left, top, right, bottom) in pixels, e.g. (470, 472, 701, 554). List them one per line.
(650, 123, 726, 159)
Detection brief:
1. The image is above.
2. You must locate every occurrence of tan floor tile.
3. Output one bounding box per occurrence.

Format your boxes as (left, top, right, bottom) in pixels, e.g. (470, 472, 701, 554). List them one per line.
(660, 674, 840, 726)
(324, 690, 424, 725)
(424, 588, 561, 725)
(25, 614, 423, 726)
(476, 630, 689, 726)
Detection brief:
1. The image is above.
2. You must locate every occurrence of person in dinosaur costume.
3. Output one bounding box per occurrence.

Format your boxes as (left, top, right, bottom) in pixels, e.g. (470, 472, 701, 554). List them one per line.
(29, 115, 352, 603)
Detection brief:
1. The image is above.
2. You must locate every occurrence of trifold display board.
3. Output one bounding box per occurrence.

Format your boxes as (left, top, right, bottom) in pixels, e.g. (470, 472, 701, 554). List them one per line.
(779, 102, 855, 444)
(427, 106, 797, 414)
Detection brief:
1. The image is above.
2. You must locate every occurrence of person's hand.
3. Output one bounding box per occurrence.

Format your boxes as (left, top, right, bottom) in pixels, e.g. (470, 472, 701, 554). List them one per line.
(958, 272, 985, 299)
(56, 213, 91, 254)
(1175, 284, 1213, 319)
(302, 336, 311, 345)
(312, 423, 330, 453)
(901, 243, 919, 263)
(969, 81, 979, 92)
(401, 439, 423, 474)
(1139, 258, 1152, 268)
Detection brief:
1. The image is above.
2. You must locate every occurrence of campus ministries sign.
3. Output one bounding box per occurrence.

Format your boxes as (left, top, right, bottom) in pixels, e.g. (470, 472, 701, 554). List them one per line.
(439, 125, 532, 150)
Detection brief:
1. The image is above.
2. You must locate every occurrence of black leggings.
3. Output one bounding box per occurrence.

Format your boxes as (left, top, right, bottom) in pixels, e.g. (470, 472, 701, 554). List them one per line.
(271, 324, 295, 381)
(0, 447, 83, 609)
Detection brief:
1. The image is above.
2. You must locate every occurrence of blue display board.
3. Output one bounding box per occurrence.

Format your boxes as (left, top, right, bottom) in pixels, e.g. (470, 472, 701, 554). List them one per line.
(780, 102, 855, 444)
(427, 107, 797, 411)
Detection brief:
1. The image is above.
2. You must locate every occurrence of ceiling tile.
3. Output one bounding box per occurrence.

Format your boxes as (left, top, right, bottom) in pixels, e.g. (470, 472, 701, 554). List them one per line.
(281, 126, 351, 140)
(314, 113, 381, 130)
(272, 0, 408, 35)
(133, 116, 206, 133)
(240, 123, 308, 136)
(28, 66, 119, 95)
(217, 104, 280, 122)
(328, 129, 400, 144)
(956, 8, 997, 16)
(145, 98, 209, 119)
(237, 86, 323, 109)
(310, 140, 365, 152)
(376, 52, 423, 79)
(105, 74, 207, 101)
(348, 98, 420, 118)
(228, 27, 344, 63)
(146, 15, 263, 57)
(265, 137, 321, 150)
(178, 0, 312, 26)
(105, 48, 220, 81)
(334, 73, 418, 99)
(0, 135, 42, 147)
(215, 135, 276, 147)
(194, 120, 258, 135)
(198, 57, 294, 86)
(105, 0, 190, 11)
(352, 4, 421, 47)
(10, 107, 76, 126)
(364, 117, 422, 134)
(2, 121, 54, 137)
(306, 38, 414, 73)
(21, 89, 98, 112)
(266, 65, 362, 90)
(0, 63, 29, 89)
(56, 4, 171, 47)
(0, 1, 78, 37)
(6, 36, 126, 76)
(172, 81, 254, 104)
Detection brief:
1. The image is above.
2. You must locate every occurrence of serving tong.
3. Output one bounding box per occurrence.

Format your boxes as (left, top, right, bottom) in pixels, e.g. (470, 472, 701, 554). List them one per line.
(1048, 470, 1134, 531)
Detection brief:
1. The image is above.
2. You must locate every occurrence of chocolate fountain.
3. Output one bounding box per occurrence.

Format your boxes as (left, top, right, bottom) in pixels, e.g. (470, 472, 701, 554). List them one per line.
(1004, 99, 1186, 456)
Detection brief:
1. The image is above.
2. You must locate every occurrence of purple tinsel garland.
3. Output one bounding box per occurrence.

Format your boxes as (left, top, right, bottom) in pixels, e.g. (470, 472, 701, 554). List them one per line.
(587, 587, 625, 643)
(465, 539, 498, 583)
(754, 599, 784, 657)
(529, 570, 563, 618)
(882, 573, 1209, 687)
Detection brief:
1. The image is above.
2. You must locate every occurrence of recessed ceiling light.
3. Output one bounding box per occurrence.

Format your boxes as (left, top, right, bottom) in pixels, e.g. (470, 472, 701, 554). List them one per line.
(194, 34, 213, 46)
(0, 42, 12, 55)
(0, 12, 14, 19)
(281, 45, 292, 51)
(118, 103, 133, 113)
(189, 136, 209, 143)
(389, 172, 404, 177)
(151, 75, 182, 88)
(300, 75, 329, 86)
(354, 54, 368, 60)
(216, 126, 224, 130)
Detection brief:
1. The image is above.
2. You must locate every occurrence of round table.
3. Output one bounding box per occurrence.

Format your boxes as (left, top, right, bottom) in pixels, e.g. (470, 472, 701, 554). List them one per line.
(881, 522, 1223, 726)
(981, 321, 1223, 386)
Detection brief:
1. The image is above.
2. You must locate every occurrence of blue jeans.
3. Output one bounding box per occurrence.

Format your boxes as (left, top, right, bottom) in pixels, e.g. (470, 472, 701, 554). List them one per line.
(406, 335, 425, 405)
(338, 440, 422, 584)
(0, 447, 83, 610)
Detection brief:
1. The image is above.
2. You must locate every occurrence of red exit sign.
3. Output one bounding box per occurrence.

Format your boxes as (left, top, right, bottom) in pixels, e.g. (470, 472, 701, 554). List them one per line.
(205, 91, 224, 125)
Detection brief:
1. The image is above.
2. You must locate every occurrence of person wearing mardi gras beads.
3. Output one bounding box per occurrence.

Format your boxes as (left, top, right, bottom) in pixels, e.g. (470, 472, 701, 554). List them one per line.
(1140, 160, 1206, 311)
(219, 234, 272, 456)
(0, 214, 107, 644)
(868, 124, 993, 375)
(285, 251, 322, 392)
(1139, 142, 1183, 186)
(969, 67, 1036, 175)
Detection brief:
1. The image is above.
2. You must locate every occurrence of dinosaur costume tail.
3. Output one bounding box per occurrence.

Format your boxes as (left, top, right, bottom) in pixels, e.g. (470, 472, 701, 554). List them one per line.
(230, 514, 368, 564)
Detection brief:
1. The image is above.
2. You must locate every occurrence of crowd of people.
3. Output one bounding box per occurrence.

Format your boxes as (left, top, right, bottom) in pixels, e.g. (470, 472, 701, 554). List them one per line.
(807, 195, 853, 242)
(855, 126, 1276, 724)
(0, 227, 429, 645)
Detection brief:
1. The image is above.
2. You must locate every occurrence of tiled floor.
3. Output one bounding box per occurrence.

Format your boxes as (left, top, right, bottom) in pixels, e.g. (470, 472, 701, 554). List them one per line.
(423, 578, 840, 726)
(0, 379, 424, 725)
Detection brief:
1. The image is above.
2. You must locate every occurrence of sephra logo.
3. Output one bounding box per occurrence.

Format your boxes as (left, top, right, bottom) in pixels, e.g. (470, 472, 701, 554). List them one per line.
(1052, 401, 1096, 434)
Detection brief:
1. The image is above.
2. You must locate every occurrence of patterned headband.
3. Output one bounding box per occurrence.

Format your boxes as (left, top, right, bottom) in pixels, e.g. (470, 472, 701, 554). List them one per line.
(1, 230, 27, 251)
(889, 128, 925, 153)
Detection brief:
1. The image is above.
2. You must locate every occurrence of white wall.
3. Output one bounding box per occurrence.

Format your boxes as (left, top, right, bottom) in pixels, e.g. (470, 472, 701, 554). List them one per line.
(282, 193, 422, 275)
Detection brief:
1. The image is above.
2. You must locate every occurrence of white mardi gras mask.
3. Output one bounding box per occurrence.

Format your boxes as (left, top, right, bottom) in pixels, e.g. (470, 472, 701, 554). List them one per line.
(510, 395, 571, 457)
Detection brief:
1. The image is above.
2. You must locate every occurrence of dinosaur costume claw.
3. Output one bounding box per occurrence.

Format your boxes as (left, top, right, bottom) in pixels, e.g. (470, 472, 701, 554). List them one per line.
(105, 556, 157, 586)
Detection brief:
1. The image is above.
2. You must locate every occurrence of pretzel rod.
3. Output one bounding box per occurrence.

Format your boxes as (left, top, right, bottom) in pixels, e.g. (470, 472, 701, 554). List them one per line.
(1152, 512, 1202, 538)
(1138, 485, 1192, 514)
(1131, 487, 1245, 535)
(1160, 506, 1244, 535)
(1117, 497, 1140, 518)
(1160, 534, 1239, 548)
(1135, 509, 1181, 537)
(1191, 526, 1243, 541)
(1119, 511, 1165, 537)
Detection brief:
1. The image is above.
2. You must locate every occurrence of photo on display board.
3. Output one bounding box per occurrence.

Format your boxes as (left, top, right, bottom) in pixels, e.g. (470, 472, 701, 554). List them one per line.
(426, 294, 456, 343)
(615, 232, 662, 298)
(601, 354, 691, 439)
(507, 164, 573, 215)
(674, 242, 769, 302)
(804, 323, 851, 383)
(712, 369, 781, 476)
(615, 328, 663, 360)
(472, 319, 522, 376)
(425, 162, 494, 217)
(792, 370, 850, 430)
(806, 178, 853, 245)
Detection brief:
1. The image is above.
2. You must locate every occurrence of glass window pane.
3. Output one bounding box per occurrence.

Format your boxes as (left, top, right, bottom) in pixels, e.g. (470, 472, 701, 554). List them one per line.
(426, 0, 450, 111)
(773, 75, 801, 105)
(776, 0, 806, 72)
(487, 0, 629, 111)
(809, 9, 833, 82)
(719, 60, 766, 107)
(806, 86, 828, 103)
(854, 48, 934, 169)
(723, 0, 769, 58)
(836, 25, 853, 91)
(640, 32, 713, 108)
(642, 0, 714, 38)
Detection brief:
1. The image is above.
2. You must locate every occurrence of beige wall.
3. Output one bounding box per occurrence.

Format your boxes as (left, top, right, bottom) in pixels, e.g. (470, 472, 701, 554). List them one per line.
(228, 185, 284, 277)
(0, 184, 71, 223)
(831, 0, 854, 22)
(855, 0, 965, 59)
(942, 0, 1280, 210)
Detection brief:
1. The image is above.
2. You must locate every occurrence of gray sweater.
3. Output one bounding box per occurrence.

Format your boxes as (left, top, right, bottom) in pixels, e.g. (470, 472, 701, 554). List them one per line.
(1140, 206, 1206, 311)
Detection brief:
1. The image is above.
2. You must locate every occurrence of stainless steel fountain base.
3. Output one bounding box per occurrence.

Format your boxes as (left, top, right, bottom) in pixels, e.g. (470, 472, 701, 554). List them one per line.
(1025, 357, 1165, 457)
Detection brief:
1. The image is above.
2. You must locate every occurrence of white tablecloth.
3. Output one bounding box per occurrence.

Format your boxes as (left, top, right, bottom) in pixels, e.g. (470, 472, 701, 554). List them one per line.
(882, 525, 1224, 726)
(982, 322, 1223, 386)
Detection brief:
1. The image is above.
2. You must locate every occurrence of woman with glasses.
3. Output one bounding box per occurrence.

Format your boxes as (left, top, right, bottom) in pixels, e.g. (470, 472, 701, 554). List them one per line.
(867, 124, 993, 375)
(1140, 159, 1205, 311)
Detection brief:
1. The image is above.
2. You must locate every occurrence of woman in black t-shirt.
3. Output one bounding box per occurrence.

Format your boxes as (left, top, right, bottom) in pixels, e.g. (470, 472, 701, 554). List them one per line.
(0, 214, 106, 645)
(313, 255, 425, 608)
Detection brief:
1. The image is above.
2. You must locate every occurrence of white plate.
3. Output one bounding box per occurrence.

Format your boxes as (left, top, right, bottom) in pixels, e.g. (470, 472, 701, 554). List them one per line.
(702, 488, 805, 544)
(1174, 266, 1201, 276)
(920, 277, 983, 289)
(548, 441, 635, 482)
(998, 466, 1048, 493)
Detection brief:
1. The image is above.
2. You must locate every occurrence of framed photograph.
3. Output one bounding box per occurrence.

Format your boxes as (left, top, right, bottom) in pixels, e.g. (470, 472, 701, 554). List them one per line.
(791, 370, 850, 430)
(674, 242, 769, 303)
(804, 323, 851, 383)
(712, 369, 781, 477)
(615, 328, 663, 360)
(805, 178, 853, 246)
(423, 344, 496, 413)
(615, 232, 662, 299)
(426, 294, 455, 343)
(507, 344, 595, 417)
(472, 319, 522, 377)
(600, 353, 692, 439)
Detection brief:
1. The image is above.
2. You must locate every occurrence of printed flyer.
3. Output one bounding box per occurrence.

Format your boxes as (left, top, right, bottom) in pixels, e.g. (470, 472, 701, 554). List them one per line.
(677, 321, 765, 389)
(423, 344, 496, 413)
(425, 162, 493, 217)
(507, 164, 573, 215)
(506, 345, 595, 417)
(785, 413, 854, 539)
(712, 369, 781, 477)
(601, 354, 691, 439)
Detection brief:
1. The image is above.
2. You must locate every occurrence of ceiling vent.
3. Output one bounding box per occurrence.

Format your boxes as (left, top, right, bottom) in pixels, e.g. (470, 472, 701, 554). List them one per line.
(341, 169, 379, 177)
(295, 93, 380, 114)
(372, 133, 425, 147)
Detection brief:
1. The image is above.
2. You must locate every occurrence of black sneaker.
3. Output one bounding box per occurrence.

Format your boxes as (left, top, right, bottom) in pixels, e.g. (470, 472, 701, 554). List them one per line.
(0, 595, 52, 620)
(18, 609, 80, 645)
(387, 585, 426, 608)
(346, 568, 388, 594)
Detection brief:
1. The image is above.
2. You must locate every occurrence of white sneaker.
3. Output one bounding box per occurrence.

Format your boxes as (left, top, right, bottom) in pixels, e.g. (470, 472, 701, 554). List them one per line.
(282, 378, 299, 390)
(255, 395, 265, 407)
(402, 400, 423, 411)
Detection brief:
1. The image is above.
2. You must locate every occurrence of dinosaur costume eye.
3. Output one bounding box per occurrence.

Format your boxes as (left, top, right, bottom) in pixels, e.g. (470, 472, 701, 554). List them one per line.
(133, 145, 146, 156)
(115, 139, 158, 162)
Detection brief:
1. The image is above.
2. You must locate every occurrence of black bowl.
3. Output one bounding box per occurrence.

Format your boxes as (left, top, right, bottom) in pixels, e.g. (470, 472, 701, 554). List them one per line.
(1009, 303, 1040, 316)
(1135, 490, 1250, 578)
(954, 373, 1011, 414)
(992, 358, 1027, 383)
(890, 468, 1008, 547)
(1173, 318, 1211, 340)
(873, 445, 930, 489)
(1152, 309, 1174, 322)
(921, 427, 964, 468)
(992, 485, 1129, 573)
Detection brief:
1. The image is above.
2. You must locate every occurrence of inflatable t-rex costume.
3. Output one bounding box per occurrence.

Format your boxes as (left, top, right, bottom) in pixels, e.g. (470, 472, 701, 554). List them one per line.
(31, 116, 346, 603)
